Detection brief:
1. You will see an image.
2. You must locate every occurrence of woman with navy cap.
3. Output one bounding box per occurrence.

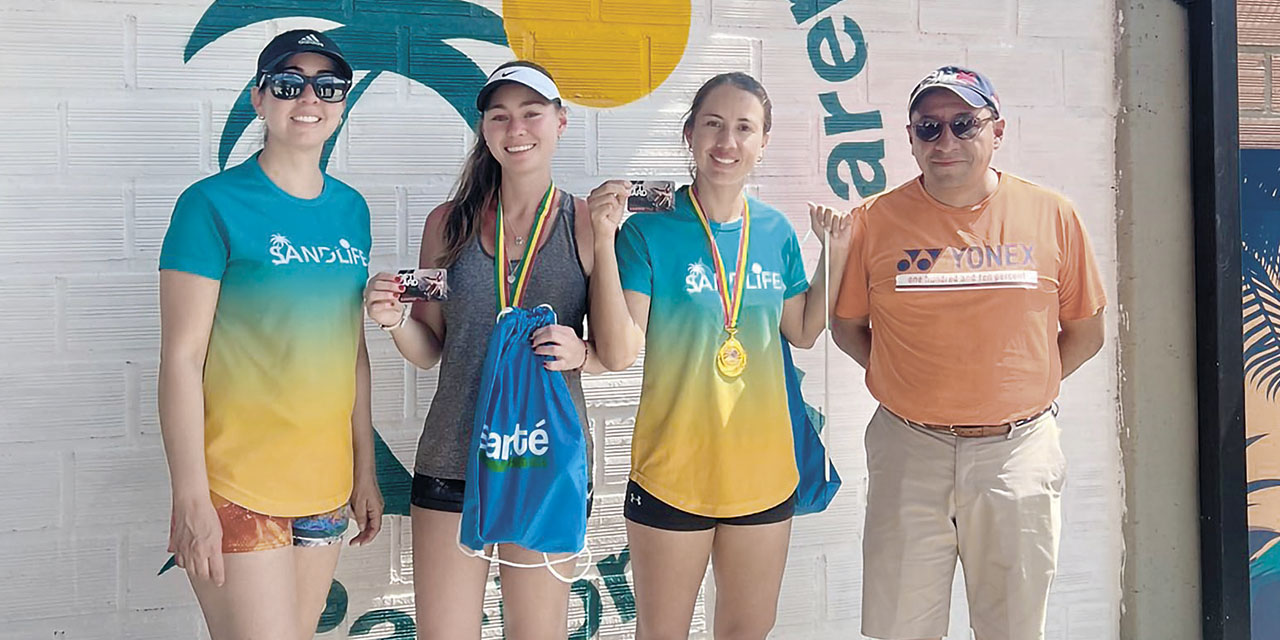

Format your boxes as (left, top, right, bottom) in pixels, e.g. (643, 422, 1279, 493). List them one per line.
(364, 60, 632, 639)
(159, 29, 382, 639)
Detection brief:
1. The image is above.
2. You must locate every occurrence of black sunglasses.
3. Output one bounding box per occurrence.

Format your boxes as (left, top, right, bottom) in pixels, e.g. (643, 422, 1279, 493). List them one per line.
(911, 113, 996, 143)
(259, 71, 351, 103)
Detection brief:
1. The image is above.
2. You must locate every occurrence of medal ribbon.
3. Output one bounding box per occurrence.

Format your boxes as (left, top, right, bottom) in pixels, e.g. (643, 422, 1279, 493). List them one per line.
(689, 187, 750, 333)
(495, 183, 557, 310)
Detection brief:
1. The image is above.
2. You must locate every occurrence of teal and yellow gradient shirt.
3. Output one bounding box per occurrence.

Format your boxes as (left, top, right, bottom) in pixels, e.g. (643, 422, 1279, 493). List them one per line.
(617, 186, 808, 517)
(160, 154, 371, 517)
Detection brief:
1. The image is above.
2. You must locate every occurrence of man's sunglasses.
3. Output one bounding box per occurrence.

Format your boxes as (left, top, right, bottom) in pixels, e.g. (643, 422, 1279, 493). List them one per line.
(259, 71, 351, 103)
(911, 113, 996, 143)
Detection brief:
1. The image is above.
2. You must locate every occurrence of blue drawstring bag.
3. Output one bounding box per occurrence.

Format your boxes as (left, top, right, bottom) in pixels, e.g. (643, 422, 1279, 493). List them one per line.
(461, 305, 590, 556)
(781, 339, 841, 515)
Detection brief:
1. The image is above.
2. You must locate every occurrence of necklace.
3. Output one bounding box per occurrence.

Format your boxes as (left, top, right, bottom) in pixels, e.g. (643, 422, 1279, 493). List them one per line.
(495, 183, 556, 311)
(500, 215, 527, 246)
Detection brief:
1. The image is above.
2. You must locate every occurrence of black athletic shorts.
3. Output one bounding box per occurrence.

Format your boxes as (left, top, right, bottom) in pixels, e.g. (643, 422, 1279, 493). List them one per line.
(411, 473, 593, 518)
(623, 480, 795, 531)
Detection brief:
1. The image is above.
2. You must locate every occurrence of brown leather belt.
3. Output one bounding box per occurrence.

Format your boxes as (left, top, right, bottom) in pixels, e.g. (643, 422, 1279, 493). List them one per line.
(910, 405, 1056, 438)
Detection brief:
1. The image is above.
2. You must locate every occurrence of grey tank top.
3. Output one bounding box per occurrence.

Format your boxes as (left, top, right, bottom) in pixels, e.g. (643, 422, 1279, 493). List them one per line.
(416, 190, 591, 479)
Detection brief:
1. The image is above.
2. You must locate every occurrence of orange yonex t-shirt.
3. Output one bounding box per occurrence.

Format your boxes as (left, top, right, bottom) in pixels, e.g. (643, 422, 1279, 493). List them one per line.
(834, 172, 1106, 425)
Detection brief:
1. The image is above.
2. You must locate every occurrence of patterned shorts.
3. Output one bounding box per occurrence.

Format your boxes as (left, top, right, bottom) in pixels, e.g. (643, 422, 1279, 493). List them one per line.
(211, 492, 349, 553)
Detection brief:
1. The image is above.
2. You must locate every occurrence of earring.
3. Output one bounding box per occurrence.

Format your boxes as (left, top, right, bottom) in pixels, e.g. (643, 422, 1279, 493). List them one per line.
(256, 115, 265, 121)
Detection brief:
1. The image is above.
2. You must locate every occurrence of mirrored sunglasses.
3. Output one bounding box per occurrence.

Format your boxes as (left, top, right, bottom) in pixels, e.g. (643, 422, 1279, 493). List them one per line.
(911, 113, 996, 143)
(260, 71, 351, 103)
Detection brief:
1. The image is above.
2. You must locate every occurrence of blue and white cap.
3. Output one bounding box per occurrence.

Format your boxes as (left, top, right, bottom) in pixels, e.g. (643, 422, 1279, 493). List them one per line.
(908, 65, 1001, 118)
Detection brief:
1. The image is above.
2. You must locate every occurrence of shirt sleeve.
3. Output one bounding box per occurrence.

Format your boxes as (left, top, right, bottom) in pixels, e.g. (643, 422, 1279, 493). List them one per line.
(782, 223, 809, 299)
(616, 215, 653, 296)
(833, 206, 870, 319)
(1057, 204, 1107, 321)
(159, 186, 228, 281)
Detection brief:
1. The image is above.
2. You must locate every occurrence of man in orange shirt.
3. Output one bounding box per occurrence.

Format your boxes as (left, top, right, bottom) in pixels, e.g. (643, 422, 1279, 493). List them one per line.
(832, 66, 1107, 640)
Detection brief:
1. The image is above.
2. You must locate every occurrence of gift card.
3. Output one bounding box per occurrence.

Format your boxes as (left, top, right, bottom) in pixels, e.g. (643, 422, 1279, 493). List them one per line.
(397, 268, 449, 302)
(627, 180, 676, 212)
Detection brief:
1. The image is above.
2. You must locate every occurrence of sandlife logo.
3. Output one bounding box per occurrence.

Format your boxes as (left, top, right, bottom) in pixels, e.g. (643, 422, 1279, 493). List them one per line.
(298, 33, 324, 47)
(268, 234, 369, 266)
(478, 419, 551, 471)
(685, 261, 786, 294)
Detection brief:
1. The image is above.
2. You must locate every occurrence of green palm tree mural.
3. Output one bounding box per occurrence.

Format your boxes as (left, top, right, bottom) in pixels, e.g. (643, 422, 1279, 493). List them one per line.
(182, 0, 509, 519)
(185, 0, 507, 170)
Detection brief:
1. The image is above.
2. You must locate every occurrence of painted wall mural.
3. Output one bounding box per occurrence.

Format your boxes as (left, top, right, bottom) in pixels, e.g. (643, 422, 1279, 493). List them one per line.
(0, 0, 1125, 636)
(188, 0, 508, 169)
(158, 1, 883, 637)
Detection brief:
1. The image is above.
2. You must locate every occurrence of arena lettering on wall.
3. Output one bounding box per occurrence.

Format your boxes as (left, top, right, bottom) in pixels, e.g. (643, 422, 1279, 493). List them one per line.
(792, 0, 887, 200)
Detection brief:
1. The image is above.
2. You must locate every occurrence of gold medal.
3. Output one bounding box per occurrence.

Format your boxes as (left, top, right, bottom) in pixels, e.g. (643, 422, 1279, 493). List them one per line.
(689, 187, 751, 378)
(716, 331, 747, 378)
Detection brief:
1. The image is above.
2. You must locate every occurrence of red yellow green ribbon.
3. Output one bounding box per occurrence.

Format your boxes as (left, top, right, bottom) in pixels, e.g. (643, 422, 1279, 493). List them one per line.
(495, 183, 557, 310)
(689, 187, 750, 332)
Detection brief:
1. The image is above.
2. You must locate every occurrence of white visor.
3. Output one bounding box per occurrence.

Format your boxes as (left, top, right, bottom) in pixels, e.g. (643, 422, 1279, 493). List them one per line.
(476, 65, 561, 111)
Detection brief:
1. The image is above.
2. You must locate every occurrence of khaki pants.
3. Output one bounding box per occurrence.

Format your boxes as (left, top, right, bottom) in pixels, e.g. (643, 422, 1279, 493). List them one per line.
(861, 406, 1065, 640)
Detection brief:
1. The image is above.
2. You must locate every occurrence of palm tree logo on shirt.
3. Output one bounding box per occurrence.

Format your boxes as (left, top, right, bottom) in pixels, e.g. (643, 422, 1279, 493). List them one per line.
(686, 260, 714, 294)
(268, 233, 300, 265)
(184, 0, 507, 170)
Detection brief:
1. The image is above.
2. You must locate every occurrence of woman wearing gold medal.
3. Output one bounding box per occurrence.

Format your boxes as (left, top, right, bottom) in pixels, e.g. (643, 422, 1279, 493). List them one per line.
(587, 72, 852, 638)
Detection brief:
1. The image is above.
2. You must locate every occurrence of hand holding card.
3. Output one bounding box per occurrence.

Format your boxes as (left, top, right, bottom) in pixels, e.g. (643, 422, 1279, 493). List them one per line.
(587, 180, 630, 236)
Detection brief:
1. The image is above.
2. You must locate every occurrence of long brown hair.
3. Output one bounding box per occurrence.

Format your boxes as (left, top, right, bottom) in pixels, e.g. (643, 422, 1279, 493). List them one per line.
(681, 72, 773, 179)
(439, 60, 562, 267)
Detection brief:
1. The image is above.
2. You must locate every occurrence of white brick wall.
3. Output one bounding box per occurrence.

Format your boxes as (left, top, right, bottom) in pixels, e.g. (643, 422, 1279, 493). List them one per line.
(0, 0, 1121, 638)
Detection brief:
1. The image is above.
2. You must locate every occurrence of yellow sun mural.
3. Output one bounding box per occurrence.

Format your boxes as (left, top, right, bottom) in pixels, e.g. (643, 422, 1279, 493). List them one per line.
(502, 0, 692, 108)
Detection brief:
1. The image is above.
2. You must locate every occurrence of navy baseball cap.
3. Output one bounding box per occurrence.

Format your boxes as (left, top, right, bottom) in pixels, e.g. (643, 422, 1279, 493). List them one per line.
(256, 29, 353, 81)
(908, 66, 1001, 118)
